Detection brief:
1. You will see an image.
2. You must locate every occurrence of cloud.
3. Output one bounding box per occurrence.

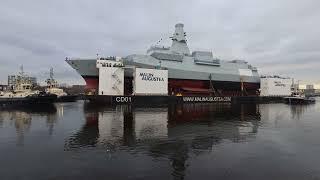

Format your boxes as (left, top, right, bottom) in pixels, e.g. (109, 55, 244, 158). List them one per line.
(0, 0, 319, 84)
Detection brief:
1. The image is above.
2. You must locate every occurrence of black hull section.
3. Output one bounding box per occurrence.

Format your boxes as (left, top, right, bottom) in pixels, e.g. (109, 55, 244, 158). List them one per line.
(0, 94, 57, 108)
(283, 97, 316, 104)
(85, 95, 283, 106)
(56, 95, 78, 102)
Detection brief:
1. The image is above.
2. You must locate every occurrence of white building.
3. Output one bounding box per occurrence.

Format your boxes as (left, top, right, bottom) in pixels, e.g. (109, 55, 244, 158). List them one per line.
(8, 75, 37, 88)
(133, 68, 168, 95)
(96, 59, 125, 95)
(260, 76, 292, 96)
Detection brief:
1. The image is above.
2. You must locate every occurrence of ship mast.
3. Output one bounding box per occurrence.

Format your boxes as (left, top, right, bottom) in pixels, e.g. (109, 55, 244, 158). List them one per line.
(46, 67, 58, 88)
(170, 23, 190, 55)
(50, 67, 54, 80)
(19, 65, 24, 76)
(14, 65, 32, 92)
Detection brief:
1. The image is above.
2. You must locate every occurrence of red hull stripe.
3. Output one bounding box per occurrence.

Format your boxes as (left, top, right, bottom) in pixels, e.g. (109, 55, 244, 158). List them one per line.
(81, 76, 260, 92)
(83, 76, 98, 90)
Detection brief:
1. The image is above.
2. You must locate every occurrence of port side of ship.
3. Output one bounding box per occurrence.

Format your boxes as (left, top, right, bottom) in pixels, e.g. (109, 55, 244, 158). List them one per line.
(66, 23, 260, 96)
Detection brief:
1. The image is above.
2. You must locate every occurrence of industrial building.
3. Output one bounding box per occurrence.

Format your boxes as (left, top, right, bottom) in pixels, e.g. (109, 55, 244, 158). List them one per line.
(290, 83, 320, 96)
(7, 75, 37, 89)
(260, 76, 292, 96)
(0, 85, 8, 91)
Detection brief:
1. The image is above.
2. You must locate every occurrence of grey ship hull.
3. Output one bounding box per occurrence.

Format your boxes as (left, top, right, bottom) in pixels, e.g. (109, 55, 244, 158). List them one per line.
(66, 57, 260, 96)
(66, 56, 260, 83)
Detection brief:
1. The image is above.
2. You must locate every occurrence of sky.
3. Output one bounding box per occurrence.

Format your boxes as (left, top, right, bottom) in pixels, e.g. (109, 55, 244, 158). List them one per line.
(1, 0, 320, 85)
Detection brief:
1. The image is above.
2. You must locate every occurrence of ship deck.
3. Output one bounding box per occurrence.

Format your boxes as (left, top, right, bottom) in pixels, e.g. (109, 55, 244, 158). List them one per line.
(85, 95, 283, 106)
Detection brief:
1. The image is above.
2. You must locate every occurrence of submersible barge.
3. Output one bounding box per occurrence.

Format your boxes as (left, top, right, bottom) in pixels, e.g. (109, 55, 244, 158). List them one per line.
(85, 95, 283, 105)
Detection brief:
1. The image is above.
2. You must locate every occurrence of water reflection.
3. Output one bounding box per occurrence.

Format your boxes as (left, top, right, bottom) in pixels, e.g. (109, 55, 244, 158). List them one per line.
(65, 103, 261, 179)
(0, 101, 317, 179)
(289, 104, 314, 120)
(65, 111, 99, 149)
(0, 104, 57, 145)
(258, 103, 315, 130)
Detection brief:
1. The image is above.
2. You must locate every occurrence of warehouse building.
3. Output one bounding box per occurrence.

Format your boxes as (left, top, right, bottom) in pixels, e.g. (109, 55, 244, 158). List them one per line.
(260, 76, 292, 96)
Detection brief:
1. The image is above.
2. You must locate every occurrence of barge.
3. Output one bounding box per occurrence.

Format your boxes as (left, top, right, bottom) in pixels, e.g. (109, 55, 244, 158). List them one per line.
(0, 94, 57, 107)
(85, 95, 284, 106)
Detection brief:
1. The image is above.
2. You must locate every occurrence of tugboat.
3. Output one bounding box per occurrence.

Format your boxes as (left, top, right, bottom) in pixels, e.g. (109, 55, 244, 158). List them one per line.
(45, 68, 77, 102)
(0, 66, 57, 107)
(284, 92, 316, 104)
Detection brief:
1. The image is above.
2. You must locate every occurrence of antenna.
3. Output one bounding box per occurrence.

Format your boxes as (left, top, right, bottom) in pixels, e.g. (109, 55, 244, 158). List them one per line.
(19, 65, 24, 76)
(50, 67, 54, 79)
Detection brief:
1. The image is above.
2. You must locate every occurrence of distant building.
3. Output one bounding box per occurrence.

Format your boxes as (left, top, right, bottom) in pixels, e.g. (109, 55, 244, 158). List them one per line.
(59, 83, 71, 88)
(7, 75, 15, 87)
(7, 75, 37, 88)
(290, 83, 320, 96)
(0, 85, 8, 91)
(314, 84, 320, 94)
(298, 84, 307, 90)
(305, 84, 315, 96)
(306, 84, 314, 89)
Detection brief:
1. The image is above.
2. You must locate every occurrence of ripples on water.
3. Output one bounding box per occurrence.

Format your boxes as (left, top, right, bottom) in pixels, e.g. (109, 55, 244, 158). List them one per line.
(0, 99, 320, 180)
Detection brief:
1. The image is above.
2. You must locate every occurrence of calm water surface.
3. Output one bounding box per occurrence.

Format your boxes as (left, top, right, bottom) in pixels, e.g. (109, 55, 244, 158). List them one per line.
(1, 99, 320, 180)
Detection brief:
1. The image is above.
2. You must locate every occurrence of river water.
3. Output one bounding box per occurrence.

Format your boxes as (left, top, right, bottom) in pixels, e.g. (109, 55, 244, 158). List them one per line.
(1, 100, 320, 180)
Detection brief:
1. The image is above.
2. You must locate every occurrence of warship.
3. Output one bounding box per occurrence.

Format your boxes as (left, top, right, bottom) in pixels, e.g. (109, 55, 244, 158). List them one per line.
(66, 23, 260, 96)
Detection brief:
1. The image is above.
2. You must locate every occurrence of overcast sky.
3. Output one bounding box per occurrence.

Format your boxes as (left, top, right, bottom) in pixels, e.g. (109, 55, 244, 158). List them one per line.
(1, 0, 320, 85)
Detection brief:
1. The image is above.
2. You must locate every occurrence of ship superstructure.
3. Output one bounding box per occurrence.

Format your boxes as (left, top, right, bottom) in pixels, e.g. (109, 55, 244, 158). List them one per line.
(45, 68, 77, 102)
(45, 68, 68, 97)
(66, 23, 260, 96)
